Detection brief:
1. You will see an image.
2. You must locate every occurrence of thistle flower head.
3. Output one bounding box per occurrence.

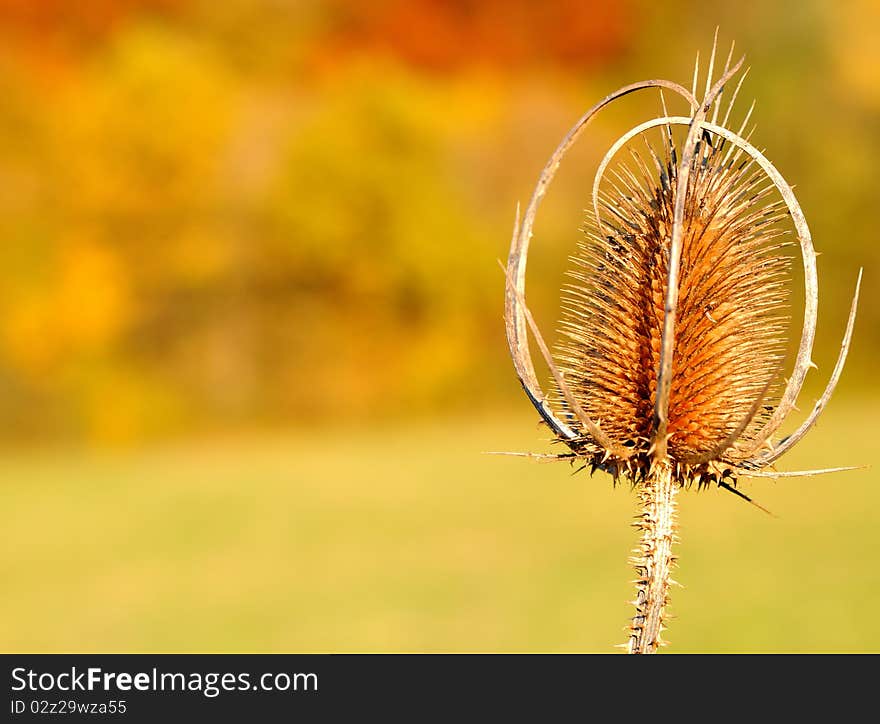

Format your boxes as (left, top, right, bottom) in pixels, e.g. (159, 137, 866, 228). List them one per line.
(504, 39, 861, 490)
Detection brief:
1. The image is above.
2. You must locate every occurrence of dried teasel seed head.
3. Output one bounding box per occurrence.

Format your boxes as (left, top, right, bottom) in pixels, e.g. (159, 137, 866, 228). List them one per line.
(555, 119, 791, 470)
(504, 44, 862, 487)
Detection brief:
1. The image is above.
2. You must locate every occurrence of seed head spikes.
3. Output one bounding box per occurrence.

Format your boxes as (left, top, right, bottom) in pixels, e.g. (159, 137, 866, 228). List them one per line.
(502, 34, 862, 653)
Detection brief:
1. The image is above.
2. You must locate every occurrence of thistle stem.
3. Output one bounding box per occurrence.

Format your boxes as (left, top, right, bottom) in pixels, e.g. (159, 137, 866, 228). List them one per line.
(627, 463, 678, 654)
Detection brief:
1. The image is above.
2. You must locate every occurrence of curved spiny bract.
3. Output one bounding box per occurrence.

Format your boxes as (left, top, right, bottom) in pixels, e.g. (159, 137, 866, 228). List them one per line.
(504, 79, 698, 461)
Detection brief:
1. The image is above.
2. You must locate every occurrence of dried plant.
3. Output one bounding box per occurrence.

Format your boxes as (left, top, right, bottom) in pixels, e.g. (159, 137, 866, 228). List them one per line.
(502, 34, 862, 654)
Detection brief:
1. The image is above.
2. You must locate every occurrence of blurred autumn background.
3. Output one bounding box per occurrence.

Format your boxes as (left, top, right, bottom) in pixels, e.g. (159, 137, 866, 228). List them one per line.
(2, 0, 879, 653)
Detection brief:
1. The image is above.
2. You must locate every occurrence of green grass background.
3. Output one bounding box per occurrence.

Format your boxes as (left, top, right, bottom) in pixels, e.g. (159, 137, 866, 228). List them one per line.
(2, 396, 877, 653)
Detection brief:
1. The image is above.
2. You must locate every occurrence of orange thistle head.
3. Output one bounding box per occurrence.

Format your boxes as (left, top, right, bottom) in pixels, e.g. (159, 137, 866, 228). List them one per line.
(504, 38, 862, 491)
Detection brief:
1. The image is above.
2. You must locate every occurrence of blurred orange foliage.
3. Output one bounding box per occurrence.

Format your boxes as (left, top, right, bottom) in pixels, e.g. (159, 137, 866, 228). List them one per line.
(314, 0, 633, 72)
(0, 0, 182, 38)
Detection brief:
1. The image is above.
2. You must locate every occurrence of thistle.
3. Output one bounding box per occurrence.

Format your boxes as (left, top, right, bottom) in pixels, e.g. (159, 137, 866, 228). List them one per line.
(503, 34, 862, 654)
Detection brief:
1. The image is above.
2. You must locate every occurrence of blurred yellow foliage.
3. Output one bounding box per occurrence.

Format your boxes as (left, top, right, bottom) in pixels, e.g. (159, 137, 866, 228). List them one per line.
(56, 241, 132, 348)
(3, 241, 129, 367)
(831, 0, 880, 110)
(3, 292, 58, 375)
